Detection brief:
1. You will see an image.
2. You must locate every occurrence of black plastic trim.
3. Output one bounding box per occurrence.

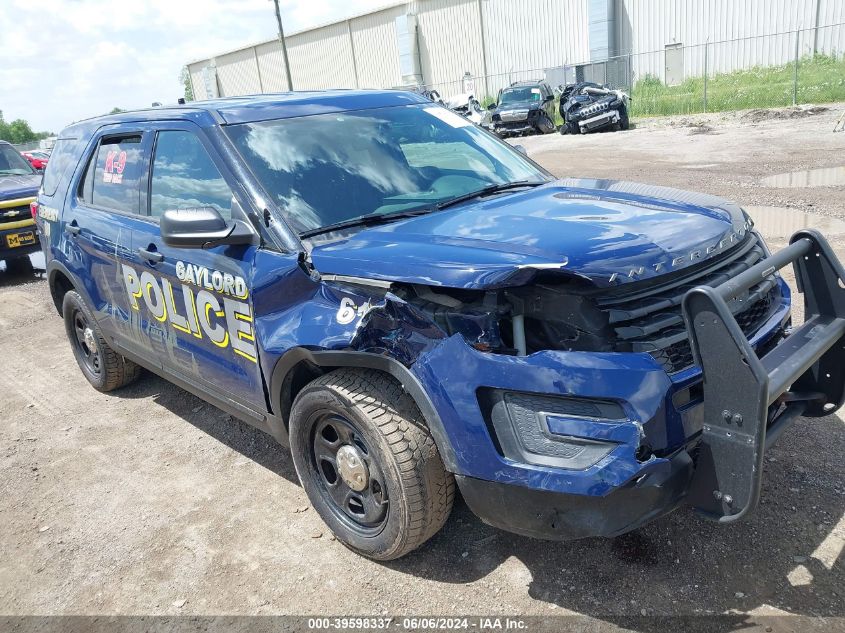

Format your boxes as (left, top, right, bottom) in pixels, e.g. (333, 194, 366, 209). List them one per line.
(456, 449, 693, 541)
(110, 338, 288, 445)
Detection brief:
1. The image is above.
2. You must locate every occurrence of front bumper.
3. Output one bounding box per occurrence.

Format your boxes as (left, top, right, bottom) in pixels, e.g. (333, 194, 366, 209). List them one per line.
(0, 218, 39, 260)
(457, 448, 693, 540)
(493, 112, 542, 136)
(578, 110, 620, 132)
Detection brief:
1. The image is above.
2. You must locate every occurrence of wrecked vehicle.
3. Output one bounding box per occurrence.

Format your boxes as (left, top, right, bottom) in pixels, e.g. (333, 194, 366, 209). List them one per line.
(445, 92, 489, 128)
(560, 82, 630, 134)
(489, 80, 557, 137)
(36, 91, 845, 560)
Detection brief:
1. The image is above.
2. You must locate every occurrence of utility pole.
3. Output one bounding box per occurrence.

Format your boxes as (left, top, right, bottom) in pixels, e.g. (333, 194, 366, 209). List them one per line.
(272, 0, 294, 91)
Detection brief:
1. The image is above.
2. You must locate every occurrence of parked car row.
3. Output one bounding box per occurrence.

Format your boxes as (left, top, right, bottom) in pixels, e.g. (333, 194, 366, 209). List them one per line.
(21, 149, 50, 170)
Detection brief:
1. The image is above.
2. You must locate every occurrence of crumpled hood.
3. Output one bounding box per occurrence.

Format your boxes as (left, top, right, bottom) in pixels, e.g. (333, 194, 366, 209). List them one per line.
(0, 174, 41, 200)
(310, 179, 752, 289)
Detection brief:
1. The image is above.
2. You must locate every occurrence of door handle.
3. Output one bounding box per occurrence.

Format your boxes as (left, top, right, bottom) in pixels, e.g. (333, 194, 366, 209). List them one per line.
(138, 247, 164, 264)
(65, 223, 81, 236)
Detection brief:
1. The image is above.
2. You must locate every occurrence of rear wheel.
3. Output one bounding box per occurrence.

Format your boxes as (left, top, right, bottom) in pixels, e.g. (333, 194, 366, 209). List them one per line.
(289, 368, 454, 560)
(63, 290, 141, 392)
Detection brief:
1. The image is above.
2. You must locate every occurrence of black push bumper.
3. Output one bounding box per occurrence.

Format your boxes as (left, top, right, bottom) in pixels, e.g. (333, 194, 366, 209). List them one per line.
(681, 229, 845, 521)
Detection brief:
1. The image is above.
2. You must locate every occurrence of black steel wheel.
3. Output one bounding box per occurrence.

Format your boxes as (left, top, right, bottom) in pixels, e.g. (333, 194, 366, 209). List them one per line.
(62, 290, 142, 392)
(289, 368, 455, 560)
(309, 412, 389, 534)
(71, 307, 101, 376)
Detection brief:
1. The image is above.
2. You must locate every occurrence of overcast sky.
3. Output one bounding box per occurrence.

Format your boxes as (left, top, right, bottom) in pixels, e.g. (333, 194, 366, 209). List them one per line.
(0, 0, 391, 133)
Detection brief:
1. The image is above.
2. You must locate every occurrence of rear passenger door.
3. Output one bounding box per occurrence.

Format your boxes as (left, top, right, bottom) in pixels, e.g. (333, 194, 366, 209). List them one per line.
(66, 129, 152, 346)
(128, 123, 265, 409)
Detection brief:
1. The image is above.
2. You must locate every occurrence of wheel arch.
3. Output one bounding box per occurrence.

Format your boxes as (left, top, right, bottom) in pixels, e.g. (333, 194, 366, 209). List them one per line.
(47, 261, 83, 316)
(270, 348, 458, 472)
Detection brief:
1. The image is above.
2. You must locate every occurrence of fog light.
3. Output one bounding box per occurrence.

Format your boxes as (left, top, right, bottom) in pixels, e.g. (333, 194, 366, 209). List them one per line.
(478, 389, 633, 470)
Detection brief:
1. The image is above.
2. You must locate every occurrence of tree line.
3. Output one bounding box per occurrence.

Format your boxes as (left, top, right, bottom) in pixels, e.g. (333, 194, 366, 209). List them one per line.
(0, 110, 53, 145)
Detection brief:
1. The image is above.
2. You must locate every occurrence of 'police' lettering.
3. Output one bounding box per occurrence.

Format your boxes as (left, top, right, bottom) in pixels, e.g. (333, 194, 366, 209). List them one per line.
(121, 263, 257, 363)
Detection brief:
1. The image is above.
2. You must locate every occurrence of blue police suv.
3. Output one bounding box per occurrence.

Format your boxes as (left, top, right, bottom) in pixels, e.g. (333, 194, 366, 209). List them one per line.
(35, 91, 845, 560)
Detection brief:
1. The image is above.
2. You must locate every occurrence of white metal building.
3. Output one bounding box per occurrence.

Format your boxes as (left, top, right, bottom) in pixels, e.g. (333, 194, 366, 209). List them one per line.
(186, 0, 845, 101)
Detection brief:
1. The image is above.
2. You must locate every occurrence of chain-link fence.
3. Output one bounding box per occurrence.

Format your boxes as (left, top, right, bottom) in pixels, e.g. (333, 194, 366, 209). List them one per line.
(193, 22, 845, 121)
(423, 22, 845, 118)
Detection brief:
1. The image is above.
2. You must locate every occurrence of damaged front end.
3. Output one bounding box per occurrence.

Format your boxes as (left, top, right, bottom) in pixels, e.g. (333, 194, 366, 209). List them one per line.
(560, 82, 631, 134)
(304, 228, 795, 539)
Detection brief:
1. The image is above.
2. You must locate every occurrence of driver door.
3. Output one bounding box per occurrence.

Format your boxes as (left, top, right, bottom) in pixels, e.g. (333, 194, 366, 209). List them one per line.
(127, 122, 265, 409)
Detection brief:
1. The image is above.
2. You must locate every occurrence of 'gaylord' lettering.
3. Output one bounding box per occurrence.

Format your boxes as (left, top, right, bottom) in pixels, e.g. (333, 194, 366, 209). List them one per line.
(175, 260, 249, 299)
(122, 264, 257, 363)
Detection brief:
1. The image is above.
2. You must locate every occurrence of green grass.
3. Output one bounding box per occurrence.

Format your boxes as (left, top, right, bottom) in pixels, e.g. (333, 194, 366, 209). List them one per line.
(630, 53, 845, 118)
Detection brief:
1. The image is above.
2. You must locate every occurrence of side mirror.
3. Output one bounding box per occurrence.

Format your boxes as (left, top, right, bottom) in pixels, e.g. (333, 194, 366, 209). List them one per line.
(513, 145, 527, 156)
(487, 103, 497, 111)
(160, 207, 255, 249)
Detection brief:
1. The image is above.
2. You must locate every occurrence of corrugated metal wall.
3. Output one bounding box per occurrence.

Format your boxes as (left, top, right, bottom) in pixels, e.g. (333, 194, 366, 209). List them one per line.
(351, 5, 408, 88)
(482, 0, 590, 95)
(617, 0, 844, 82)
(187, 0, 844, 100)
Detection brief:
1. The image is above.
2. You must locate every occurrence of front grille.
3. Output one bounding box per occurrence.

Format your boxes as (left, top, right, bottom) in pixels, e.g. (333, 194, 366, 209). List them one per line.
(595, 234, 783, 374)
(0, 203, 32, 224)
(580, 101, 609, 117)
(500, 110, 529, 122)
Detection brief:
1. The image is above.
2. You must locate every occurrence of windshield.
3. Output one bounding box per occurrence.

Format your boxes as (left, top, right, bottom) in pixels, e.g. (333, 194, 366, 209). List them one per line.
(226, 104, 548, 235)
(0, 144, 35, 175)
(500, 87, 542, 105)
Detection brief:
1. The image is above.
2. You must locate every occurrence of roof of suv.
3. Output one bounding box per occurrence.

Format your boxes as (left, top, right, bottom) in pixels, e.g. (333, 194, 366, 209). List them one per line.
(509, 80, 547, 87)
(60, 90, 431, 137)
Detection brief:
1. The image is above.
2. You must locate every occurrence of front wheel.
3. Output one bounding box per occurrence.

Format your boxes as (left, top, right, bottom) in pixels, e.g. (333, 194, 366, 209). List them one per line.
(537, 112, 556, 134)
(289, 368, 455, 560)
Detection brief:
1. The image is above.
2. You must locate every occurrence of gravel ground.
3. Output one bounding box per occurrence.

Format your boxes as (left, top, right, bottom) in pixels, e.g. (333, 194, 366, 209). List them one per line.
(0, 104, 843, 630)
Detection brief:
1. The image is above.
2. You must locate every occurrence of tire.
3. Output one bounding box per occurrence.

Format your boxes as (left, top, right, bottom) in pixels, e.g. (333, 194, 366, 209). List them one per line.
(62, 290, 142, 392)
(560, 120, 578, 135)
(539, 112, 556, 134)
(618, 105, 630, 131)
(289, 368, 455, 560)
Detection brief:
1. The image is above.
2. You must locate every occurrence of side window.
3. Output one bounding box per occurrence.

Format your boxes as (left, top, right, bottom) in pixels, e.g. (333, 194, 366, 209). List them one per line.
(41, 138, 77, 196)
(86, 135, 144, 214)
(150, 131, 233, 220)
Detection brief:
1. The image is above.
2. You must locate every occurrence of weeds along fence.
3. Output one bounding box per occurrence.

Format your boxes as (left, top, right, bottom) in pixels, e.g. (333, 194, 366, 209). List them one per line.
(425, 23, 845, 118)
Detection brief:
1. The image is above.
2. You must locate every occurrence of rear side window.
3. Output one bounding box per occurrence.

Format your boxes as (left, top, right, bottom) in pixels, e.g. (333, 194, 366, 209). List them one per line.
(83, 135, 144, 214)
(150, 131, 233, 219)
(41, 139, 77, 196)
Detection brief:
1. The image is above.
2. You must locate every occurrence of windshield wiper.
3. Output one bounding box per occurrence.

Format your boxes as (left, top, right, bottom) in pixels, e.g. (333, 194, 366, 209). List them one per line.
(435, 180, 545, 210)
(300, 206, 439, 239)
(299, 181, 546, 239)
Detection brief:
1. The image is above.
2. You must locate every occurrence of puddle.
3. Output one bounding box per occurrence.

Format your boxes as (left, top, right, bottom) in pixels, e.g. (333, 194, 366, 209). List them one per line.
(744, 206, 845, 239)
(761, 166, 845, 188)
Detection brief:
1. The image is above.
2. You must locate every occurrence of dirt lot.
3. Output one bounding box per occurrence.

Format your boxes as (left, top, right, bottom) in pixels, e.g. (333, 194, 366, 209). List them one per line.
(1, 105, 844, 629)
